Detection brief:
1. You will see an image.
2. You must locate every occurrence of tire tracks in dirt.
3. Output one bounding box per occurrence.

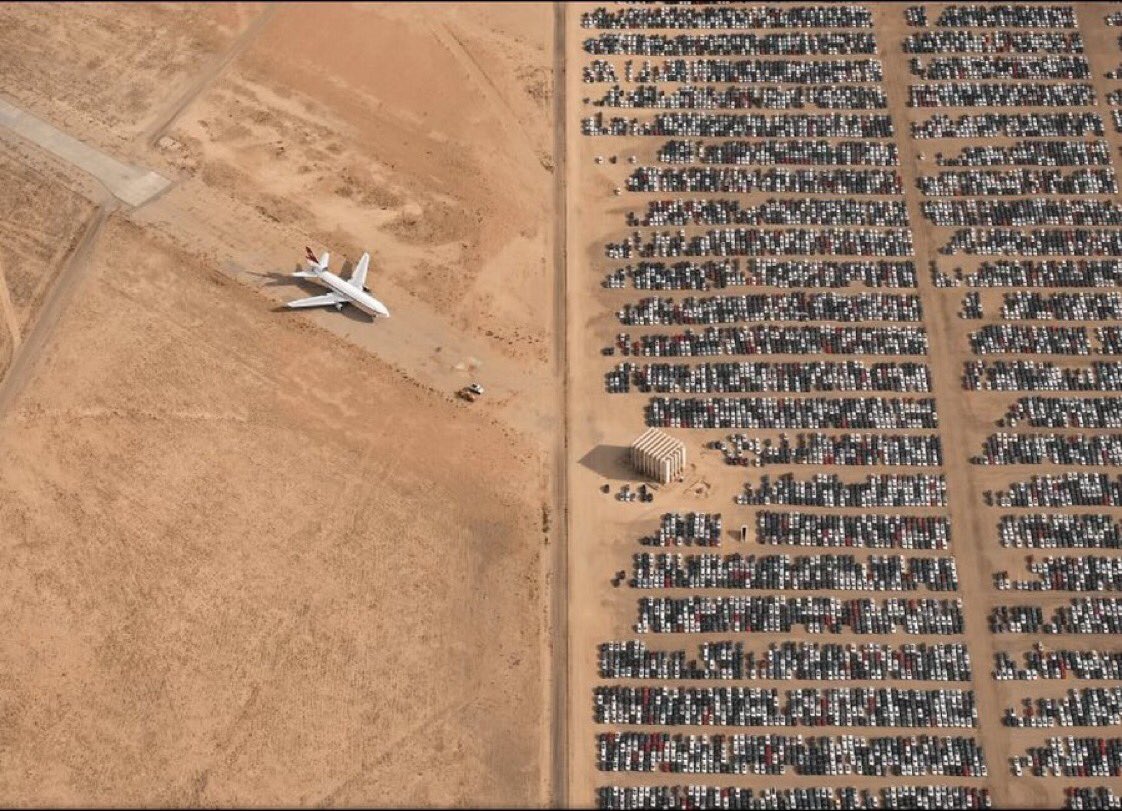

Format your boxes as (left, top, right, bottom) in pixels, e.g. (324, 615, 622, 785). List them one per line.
(141, 3, 280, 150)
(426, 18, 549, 177)
(548, 3, 570, 806)
(0, 252, 23, 351)
(0, 202, 114, 419)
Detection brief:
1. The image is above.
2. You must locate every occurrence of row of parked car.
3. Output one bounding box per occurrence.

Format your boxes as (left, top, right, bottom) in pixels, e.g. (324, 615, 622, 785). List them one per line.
(1063, 786, 1122, 811)
(926, 199, 1122, 228)
(969, 324, 1092, 355)
(617, 324, 930, 358)
(597, 732, 986, 776)
(917, 169, 1116, 197)
(581, 5, 873, 31)
(605, 57, 887, 85)
(621, 360, 932, 395)
(640, 512, 723, 548)
(630, 552, 958, 592)
(610, 259, 918, 291)
(583, 31, 879, 58)
(599, 640, 973, 682)
(617, 292, 922, 326)
(958, 259, 1122, 288)
(912, 111, 1102, 139)
(599, 640, 745, 681)
(998, 513, 1122, 549)
(1002, 292, 1122, 320)
(941, 228, 1122, 258)
(594, 685, 977, 729)
(584, 110, 895, 138)
(598, 784, 991, 811)
(1003, 395, 1122, 428)
(756, 511, 950, 550)
(632, 198, 909, 229)
(649, 396, 939, 430)
(972, 433, 1122, 466)
(611, 226, 914, 260)
(910, 55, 1089, 81)
(659, 138, 899, 167)
(934, 140, 1109, 168)
(990, 599, 1122, 634)
(994, 645, 1122, 681)
(737, 473, 947, 507)
(716, 432, 943, 467)
(595, 84, 889, 111)
(636, 596, 965, 635)
(1012, 737, 1122, 777)
(995, 555, 1122, 592)
(965, 360, 1122, 393)
(903, 30, 1082, 54)
(1000, 397, 1122, 435)
(930, 4, 1077, 28)
(909, 81, 1094, 109)
(985, 473, 1122, 508)
(1004, 688, 1122, 728)
(628, 166, 904, 195)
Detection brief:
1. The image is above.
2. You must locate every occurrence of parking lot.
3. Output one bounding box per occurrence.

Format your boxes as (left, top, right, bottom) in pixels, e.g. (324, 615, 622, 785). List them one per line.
(567, 2, 1122, 808)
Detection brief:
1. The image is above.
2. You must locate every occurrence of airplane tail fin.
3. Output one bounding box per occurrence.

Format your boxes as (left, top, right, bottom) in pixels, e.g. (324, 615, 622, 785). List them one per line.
(299, 246, 328, 277)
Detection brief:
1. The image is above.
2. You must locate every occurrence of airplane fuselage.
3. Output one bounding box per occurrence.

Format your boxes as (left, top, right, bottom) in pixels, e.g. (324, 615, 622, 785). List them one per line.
(314, 270, 390, 317)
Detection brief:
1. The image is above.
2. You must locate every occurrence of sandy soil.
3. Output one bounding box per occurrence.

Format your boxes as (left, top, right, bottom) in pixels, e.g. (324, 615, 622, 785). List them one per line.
(0, 141, 95, 336)
(0, 2, 252, 154)
(12, 0, 1122, 806)
(0, 2, 557, 806)
(0, 214, 548, 807)
(154, 1, 554, 366)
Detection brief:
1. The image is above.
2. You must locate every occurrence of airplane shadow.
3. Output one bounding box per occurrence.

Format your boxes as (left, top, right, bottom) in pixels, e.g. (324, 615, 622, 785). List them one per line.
(578, 444, 636, 483)
(244, 266, 300, 287)
(266, 302, 374, 322)
(339, 307, 375, 323)
(246, 263, 326, 287)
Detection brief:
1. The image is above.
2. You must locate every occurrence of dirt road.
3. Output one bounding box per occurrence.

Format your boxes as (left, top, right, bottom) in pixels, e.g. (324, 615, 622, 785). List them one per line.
(0, 253, 22, 350)
(871, 4, 1007, 800)
(0, 96, 169, 206)
(0, 203, 113, 419)
(140, 4, 280, 150)
(549, 3, 570, 806)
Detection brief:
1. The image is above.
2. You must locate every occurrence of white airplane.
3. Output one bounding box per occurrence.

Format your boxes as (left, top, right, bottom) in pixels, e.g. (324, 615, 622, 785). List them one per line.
(287, 246, 390, 318)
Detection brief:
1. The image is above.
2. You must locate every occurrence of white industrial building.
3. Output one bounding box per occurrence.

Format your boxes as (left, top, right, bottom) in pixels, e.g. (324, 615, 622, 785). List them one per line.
(630, 428, 686, 484)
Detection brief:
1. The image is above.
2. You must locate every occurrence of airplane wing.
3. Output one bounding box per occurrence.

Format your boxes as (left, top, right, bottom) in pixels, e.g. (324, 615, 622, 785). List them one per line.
(348, 252, 370, 290)
(287, 292, 347, 308)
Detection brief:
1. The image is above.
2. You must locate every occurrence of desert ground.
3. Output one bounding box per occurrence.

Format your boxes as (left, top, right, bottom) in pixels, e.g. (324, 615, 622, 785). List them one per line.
(0, 2, 558, 806)
(8, 1, 1122, 809)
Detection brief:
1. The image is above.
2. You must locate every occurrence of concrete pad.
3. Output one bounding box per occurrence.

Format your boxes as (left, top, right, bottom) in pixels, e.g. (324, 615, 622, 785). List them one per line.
(0, 96, 171, 207)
